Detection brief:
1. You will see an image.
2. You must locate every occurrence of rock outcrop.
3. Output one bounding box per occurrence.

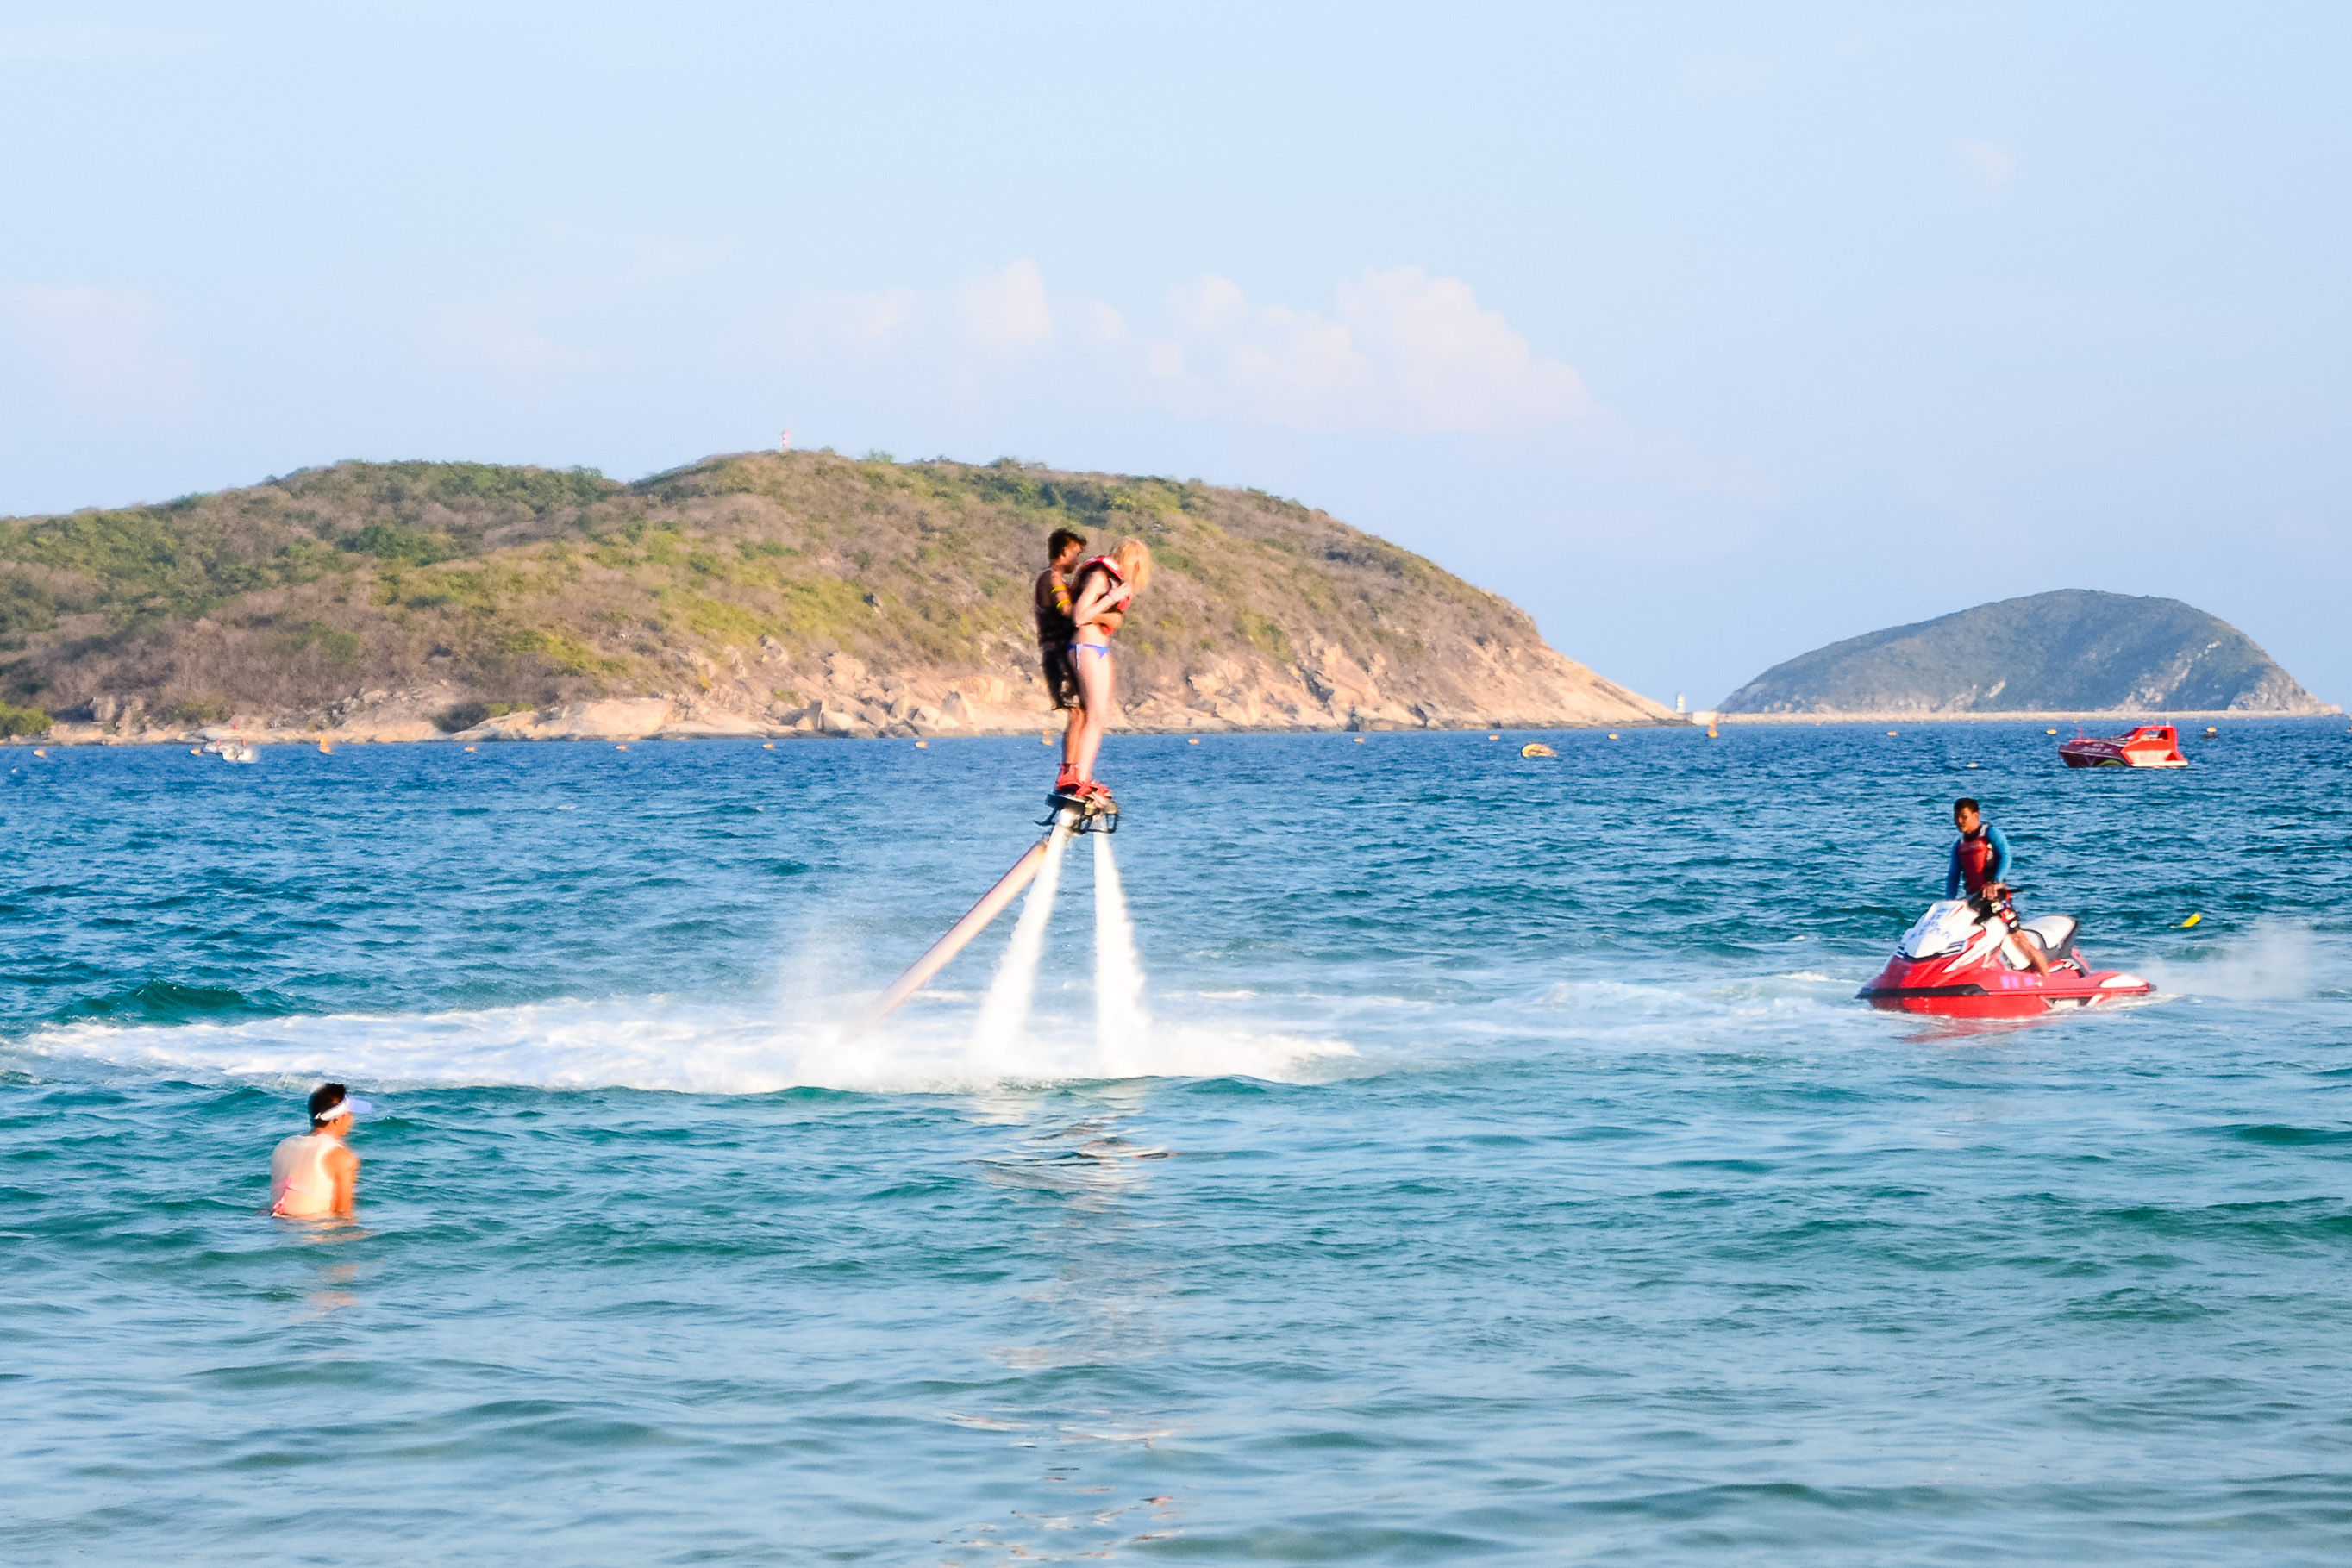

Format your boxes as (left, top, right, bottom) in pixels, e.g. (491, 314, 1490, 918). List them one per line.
(1722, 590, 2333, 716)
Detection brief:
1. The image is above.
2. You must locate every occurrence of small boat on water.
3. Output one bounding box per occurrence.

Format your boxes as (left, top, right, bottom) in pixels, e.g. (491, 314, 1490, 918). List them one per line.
(201, 739, 260, 764)
(2057, 723, 2186, 769)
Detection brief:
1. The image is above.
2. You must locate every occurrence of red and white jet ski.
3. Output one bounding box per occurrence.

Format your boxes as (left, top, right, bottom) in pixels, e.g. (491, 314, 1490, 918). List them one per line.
(1859, 898, 2152, 1017)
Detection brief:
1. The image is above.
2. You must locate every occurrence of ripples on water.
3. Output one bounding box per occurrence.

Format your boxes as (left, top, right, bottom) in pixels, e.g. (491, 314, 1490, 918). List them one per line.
(3, 723, 2349, 1564)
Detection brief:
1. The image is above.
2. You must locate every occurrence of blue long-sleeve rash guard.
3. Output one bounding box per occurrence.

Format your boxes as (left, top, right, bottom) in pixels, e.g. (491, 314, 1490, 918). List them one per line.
(1946, 824, 2013, 899)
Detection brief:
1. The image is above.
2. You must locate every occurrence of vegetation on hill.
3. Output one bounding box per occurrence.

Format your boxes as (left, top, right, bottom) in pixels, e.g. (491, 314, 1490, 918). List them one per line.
(0, 452, 1659, 736)
(1721, 590, 2325, 715)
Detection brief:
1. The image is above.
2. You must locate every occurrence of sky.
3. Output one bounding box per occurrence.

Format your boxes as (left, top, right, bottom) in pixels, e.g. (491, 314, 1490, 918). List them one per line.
(3, 1, 2346, 706)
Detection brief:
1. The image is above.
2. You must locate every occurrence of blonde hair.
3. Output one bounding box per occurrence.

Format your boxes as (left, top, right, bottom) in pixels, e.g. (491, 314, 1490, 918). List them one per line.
(1110, 537, 1155, 594)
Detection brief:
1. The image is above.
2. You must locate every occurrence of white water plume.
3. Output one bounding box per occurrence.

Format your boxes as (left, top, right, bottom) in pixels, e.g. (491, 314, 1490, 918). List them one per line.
(2145, 919, 2324, 1001)
(11, 993, 1360, 1096)
(970, 826, 1074, 1065)
(1092, 833, 1153, 1072)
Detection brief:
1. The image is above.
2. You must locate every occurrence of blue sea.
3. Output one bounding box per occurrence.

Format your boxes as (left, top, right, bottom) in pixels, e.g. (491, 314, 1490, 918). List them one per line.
(4, 722, 2349, 1565)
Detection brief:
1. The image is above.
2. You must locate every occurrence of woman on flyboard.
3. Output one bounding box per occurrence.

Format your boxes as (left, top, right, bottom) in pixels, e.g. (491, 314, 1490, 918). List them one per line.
(1054, 537, 1155, 804)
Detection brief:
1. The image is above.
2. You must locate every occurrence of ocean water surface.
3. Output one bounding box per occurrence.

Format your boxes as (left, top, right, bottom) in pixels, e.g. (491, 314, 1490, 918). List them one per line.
(4, 722, 2349, 1564)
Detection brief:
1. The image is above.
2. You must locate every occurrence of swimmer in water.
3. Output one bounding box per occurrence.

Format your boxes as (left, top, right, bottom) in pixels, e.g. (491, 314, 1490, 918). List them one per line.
(269, 1083, 367, 1218)
(1062, 537, 1155, 799)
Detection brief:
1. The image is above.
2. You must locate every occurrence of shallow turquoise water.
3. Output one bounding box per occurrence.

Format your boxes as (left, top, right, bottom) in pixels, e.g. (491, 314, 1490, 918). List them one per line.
(4, 722, 2349, 1564)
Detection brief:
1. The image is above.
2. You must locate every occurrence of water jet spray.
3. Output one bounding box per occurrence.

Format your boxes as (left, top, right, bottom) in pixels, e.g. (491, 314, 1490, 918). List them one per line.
(847, 785, 1122, 1039)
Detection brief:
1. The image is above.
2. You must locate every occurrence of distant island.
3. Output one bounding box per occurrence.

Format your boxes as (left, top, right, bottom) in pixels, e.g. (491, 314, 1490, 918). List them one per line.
(1720, 590, 2334, 719)
(0, 453, 1670, 744)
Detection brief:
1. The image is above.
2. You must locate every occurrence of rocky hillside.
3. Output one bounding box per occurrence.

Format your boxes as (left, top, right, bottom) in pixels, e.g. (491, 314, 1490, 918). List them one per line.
(0, 453, 1670, 743)
(1721, 590, 2329, 715)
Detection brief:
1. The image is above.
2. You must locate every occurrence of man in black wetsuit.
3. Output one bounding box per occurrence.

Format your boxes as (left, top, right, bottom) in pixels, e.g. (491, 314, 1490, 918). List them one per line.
(1034, 528, 1086, 792)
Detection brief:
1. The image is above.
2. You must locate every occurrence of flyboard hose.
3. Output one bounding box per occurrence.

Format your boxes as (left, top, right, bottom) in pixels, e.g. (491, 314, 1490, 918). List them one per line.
(846, 791, 1118, 1039)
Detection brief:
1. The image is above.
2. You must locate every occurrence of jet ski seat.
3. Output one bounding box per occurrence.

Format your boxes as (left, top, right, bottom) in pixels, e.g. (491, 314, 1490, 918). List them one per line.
(2018, 915, 2080, 961)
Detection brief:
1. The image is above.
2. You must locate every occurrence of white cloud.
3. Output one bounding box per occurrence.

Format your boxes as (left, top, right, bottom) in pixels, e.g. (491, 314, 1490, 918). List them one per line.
(781, 262, 1589, 436)
(1955, 139, 2016, 189)
(1079, 299, 1129, 347)
(955, 259, 1053, 348)
(1172, 274, 1250, 334)
(1165, 267, 1590, 434)
(5, 284, 197, 406)
(0, 26, 204, 60)
(1142, 337, 1185, 378)
(812, 286, 919, 348)
(431, 304, 600, 374)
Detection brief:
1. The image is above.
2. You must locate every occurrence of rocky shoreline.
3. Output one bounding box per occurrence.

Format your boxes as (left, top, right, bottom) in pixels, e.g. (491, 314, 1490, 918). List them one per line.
(16, 638, 1686, 748)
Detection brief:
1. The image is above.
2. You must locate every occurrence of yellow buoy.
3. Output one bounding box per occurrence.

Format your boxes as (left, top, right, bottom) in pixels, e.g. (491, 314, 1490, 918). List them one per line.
(1521, 742, 1556, 758)
(1354, 736, 1366, 744)
(2181, 913, 2202, 928)
(32, 748, 46, 758)
(1886, 730, 1898, 737)
(1607, 733, 1619, 740)
(915, 740, 927, 748)
(1705, 726, 1719, 738)
(1488, 734, 1501, 740)
(317, 741, 332, 753)
(616, 744, 629, 751)
(1187, 737, 1199, 745)
(464, 745, 477, 753)
(2204, 727, 2218, 737)
(1040, 729, 1052, 745)
(2047, 728, 2058, 735)
(762, 742, 774, 750)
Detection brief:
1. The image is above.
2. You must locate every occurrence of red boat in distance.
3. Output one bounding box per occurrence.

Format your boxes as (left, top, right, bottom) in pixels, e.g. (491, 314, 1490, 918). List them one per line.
(2058, 723, 2188, 769)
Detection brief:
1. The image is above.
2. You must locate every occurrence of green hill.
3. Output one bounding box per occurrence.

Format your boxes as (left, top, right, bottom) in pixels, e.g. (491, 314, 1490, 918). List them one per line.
(0, 452, 1667, 741)
(1720, 590, 2327, 715)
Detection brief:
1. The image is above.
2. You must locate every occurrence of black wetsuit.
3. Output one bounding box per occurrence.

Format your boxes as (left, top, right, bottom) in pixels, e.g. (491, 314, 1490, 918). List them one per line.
(1034, 566, 1079, 710)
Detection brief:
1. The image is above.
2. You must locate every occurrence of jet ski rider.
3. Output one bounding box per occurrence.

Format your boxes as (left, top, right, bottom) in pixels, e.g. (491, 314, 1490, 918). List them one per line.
(1948, 798, 2054, 976)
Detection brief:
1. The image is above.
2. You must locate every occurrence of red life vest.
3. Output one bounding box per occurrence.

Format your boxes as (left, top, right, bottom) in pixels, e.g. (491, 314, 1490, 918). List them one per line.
(1955, 830, 1998, 893)
(1078, 555, 1131, 607)
(1074, 555, 1133, 635)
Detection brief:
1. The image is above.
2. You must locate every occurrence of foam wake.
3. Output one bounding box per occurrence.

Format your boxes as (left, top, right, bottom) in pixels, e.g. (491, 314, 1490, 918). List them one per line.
(2142, 919, 2338, 1001)
(10, 993, 1359, 1096)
